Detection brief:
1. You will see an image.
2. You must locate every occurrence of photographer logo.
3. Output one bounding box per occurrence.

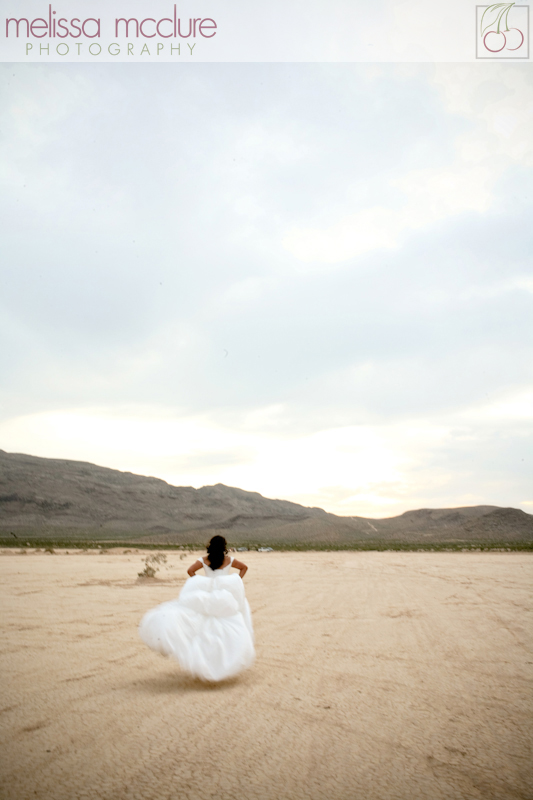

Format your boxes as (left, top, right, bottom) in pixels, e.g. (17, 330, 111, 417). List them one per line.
(476, 3, 529, 57)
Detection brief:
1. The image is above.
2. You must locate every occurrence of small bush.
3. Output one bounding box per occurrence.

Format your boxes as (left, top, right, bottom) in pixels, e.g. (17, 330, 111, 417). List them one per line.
(138, 552, 167, 578)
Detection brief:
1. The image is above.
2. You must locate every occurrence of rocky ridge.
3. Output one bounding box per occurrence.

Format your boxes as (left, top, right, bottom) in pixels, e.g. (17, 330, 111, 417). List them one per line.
(0, 450, 531, 545)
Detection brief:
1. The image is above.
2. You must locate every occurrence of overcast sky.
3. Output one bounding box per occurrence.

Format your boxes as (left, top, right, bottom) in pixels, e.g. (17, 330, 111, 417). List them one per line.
(1, 63, 532, 516)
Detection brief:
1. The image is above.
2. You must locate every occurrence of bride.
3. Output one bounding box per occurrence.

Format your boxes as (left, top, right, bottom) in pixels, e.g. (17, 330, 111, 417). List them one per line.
(138, 536, 255, 682)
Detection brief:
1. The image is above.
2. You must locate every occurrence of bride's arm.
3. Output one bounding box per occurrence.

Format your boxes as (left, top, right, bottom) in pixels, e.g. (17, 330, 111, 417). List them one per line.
(187, 560, 203, 577)
(232, 558, 248, 579)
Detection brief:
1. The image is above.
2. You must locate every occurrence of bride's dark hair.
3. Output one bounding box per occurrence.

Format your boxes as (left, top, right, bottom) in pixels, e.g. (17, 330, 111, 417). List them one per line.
(206, 535, 227, 570)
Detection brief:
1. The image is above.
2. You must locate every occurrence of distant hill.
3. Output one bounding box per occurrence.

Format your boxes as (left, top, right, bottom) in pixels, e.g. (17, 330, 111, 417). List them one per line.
(0, 450, 532, 546)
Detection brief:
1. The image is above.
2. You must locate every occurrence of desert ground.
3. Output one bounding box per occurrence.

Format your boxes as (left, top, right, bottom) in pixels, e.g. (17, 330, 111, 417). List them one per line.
(0, 549, 531, 800)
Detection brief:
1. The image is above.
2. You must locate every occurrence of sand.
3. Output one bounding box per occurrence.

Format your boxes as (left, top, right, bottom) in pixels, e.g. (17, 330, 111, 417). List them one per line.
(0, 549, 531, 800)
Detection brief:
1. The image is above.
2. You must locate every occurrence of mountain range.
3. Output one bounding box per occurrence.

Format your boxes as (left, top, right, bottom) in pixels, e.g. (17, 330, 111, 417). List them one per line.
(1, 449, 532, 546)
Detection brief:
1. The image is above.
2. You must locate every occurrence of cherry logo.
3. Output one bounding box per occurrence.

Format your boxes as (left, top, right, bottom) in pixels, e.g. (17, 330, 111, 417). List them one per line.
(481, 2, 525, 52)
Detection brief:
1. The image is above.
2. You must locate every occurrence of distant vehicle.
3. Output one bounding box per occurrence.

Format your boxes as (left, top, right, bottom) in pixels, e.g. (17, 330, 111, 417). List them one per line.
(236, 546, 248, 552)
(258, 547, 273, 552)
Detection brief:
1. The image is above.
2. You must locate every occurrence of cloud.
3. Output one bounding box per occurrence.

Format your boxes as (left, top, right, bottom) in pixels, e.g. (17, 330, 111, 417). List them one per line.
(0, 392, 530, 516)
(0, 64, 531, 516)
(283, 64, 533, 267)
(283, 164, 494, 264)
(431, 64, 533, 166)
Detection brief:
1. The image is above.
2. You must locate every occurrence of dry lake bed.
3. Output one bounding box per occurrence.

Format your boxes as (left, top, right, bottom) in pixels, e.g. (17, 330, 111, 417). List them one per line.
(1, 550, 532, 800)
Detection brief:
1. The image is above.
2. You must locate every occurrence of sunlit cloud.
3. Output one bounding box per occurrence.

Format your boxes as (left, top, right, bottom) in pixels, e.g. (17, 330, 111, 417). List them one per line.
(0, 391, 530, 517)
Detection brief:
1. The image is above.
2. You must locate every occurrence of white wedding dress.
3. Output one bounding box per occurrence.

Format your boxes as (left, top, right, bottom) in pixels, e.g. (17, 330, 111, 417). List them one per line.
(138, 556, 255, 682)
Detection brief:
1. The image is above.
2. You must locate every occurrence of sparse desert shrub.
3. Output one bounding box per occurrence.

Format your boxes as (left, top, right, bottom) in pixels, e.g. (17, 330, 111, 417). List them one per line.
(44, 546, 55, 554)
(138, 552, 167, 578)
(139, 563, 157, 577)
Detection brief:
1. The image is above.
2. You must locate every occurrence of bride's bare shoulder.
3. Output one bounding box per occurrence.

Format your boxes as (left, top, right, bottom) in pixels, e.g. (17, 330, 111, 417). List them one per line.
(203, 555, 231, 568)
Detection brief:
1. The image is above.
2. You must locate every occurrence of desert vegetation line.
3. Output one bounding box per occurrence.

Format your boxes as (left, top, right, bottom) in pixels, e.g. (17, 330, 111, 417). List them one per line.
(1, 539, 532, 552)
